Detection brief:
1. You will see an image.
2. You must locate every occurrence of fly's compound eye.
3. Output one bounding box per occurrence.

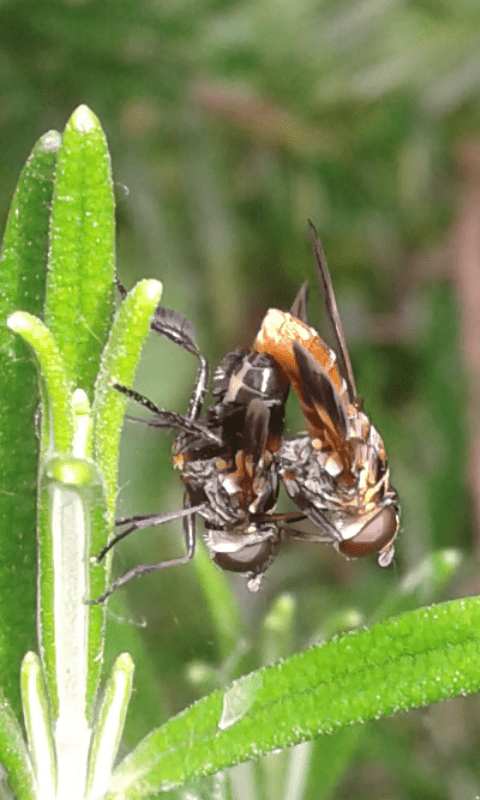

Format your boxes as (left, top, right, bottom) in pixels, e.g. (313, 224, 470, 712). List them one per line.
(213, 537, 280, 576)
(338, 504, 398, 560)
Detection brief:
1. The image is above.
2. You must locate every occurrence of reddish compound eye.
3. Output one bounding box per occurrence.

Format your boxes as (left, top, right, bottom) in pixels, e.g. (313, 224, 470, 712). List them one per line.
(339, 505, 398, 558)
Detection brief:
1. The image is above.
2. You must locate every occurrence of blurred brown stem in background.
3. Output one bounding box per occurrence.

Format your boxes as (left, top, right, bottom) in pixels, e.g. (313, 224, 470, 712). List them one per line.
(454, 141, 480, 542)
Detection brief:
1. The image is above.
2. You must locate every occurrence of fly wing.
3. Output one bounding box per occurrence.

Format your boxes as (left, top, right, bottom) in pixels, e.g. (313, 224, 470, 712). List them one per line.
(242, 397, 270, 475)
(308, 221, 357, 403)
(293, 341, 348, 449)
(290, 281, 309, 322)
(242, 397, 280, 514)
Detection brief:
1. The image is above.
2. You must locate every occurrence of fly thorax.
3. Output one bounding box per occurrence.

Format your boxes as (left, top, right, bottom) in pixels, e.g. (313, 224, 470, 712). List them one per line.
(223, 352, 284, 406)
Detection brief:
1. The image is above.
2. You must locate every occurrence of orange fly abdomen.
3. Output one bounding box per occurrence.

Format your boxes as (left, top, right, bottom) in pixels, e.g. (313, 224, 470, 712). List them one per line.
(254, 309, 350, 436)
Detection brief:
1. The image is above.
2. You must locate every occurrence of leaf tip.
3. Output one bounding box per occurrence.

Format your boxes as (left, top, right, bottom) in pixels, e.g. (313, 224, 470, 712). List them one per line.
(7, 310, 30, 333)
(72, 388, 91, 416)
(71, 104, 98, 134)
(39, 130, 62, 154)
(21, 651, 41, 672)
(114, 652, 135, 674)
(142, 278, 163, 302)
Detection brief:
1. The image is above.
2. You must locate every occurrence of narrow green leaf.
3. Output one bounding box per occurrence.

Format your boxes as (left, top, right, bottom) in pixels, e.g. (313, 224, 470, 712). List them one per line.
(45, 105, 115, 396)
(20, 651, 56, 800)
(7, 311, 73, 455)
(0, 130, 60, 317)
(87, 279, 162, 709)
(38, 452, 102, 716)
(0, 130, 60, 716)
(93, 278, 163, 523)
(39, 452, 106, 796)
(299, 548, 464, 798)
(105, 597, 480, 798)
(0, 684, 36, 800)
(86, 653, 134, 800)
(6, 314, 101, 728)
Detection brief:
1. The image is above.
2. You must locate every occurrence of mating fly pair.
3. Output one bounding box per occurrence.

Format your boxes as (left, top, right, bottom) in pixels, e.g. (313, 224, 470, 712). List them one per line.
(94, 223, 399, 602)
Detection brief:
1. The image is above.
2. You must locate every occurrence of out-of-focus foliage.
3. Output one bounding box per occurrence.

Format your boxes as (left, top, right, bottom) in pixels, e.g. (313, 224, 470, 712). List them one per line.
(1, 1, 479, 798)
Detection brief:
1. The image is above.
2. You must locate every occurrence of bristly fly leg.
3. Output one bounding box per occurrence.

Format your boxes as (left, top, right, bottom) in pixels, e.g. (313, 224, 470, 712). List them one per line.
(89, 499, 203, 604)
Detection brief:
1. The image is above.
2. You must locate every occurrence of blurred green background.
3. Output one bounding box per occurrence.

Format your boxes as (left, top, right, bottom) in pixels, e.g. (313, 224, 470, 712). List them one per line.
(2, 0, 480, 797)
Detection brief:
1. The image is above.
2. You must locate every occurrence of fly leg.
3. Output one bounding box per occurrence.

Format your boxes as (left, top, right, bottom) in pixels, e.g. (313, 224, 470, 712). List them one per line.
(89, 499, 201, 604)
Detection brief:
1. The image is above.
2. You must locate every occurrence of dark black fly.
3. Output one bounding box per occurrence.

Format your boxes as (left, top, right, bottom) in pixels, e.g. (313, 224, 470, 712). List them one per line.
(92, 288, 307, 602)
